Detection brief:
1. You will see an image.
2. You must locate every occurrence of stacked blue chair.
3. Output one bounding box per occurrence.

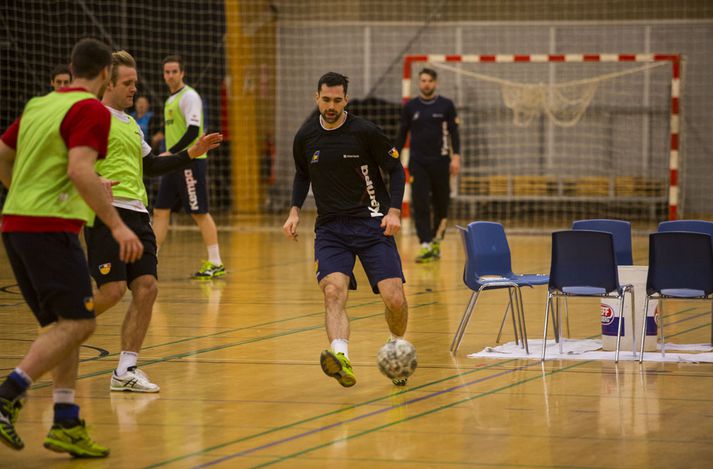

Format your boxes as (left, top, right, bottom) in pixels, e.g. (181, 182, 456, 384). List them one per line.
(452, 222, 548, 354)
(639, 231, 713, 362)
(542, 230, 636, 362)
(573, 219, 633, 265)
(658, 220, 713, 242)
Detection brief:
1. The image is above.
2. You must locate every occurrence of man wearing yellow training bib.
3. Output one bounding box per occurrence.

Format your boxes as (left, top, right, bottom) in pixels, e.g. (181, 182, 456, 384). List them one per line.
(153, 55, 225, 279)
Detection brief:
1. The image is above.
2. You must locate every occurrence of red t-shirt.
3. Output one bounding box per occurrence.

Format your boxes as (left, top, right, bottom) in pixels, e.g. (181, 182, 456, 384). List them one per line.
(1, 88, 110, 233)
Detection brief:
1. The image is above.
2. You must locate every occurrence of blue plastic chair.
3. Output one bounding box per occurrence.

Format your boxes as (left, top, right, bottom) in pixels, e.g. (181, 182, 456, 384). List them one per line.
(573, 219, 633, 265)
(639, 231, 713, 362)
(542, 230, 635, 362)
(452, 222, 548, 354)
(658, 220, 713, 242)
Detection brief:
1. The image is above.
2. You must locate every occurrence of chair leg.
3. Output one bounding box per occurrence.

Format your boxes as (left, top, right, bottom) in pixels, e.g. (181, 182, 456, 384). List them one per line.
(508, 288, 523, 349)
(629, 288, 636, 359)
(615, 294, 625, 363)
(710, 299, 713, 347)
(508, 288, 520, 346)
(660, 300, 665, 358)
(552, 298, 560, 343)
(639, 296, 650, 363)
(495, 299, 511, 344)
(515, 287, 530, 355)
(555, 298, 564, 355)
(542, 293, 553, 361)
(563, 297, 571, 338)
(450, 291, 480, 353)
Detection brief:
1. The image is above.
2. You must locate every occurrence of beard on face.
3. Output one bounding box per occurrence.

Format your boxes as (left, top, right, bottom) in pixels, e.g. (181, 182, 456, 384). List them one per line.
(321, 109, 340, 123)
(420, 86, 435, 98)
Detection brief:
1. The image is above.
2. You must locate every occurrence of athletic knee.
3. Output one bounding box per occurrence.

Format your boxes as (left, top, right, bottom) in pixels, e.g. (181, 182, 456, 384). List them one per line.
(383, 287, 407, 313)
(61, 318, 96, 343)
(98, 282, 127, 308)
(322, 282, 346, 304)
(131, 276, 158, 301)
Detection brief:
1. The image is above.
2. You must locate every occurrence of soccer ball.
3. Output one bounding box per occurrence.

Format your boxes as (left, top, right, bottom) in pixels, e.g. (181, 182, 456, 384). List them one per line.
(377, 339, 417, 380)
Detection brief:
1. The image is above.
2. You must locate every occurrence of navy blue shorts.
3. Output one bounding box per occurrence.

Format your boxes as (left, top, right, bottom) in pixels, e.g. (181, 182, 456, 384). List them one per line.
(84, 208, 158, 287)
(154, 158, 210, 214)
(2, 232, 95, 327)
(314, 217, 405, 294)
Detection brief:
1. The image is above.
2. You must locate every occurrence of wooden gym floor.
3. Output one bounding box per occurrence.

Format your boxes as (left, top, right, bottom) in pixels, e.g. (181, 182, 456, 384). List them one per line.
(1, 215, 712, 468)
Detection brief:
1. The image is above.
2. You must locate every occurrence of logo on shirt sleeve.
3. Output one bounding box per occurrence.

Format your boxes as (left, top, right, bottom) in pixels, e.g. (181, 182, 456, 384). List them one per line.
(388, 148, 399, 159)
(99, 263, 112, 275)
(311, 150, 320, 164)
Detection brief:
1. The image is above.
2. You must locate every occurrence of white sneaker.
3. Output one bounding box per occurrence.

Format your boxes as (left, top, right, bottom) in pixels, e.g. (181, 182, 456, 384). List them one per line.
(110, 367, 160, 393)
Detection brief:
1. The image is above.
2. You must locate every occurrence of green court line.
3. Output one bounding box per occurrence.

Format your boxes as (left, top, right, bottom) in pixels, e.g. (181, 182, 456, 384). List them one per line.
(30, 301, 437, 390)
(247, 361, 589, 469)
(142, 358, 521, 469)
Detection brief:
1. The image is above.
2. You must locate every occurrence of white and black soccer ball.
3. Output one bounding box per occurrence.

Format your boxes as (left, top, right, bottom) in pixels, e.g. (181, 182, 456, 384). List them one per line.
(377, 339, 417, 380)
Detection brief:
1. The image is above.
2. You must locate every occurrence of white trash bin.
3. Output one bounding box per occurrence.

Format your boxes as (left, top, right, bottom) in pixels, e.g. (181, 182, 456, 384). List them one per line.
(601, 265, 658, 352)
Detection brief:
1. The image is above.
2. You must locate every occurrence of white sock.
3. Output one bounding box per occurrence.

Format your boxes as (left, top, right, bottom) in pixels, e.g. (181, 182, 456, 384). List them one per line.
(116, 351, 138, 376)
(331, 338, 349, 358)
(53, 388, 76, 404)
(421, 242, 430, 249)
(389, 334, 404, 342)
(207, 244, 222, 265)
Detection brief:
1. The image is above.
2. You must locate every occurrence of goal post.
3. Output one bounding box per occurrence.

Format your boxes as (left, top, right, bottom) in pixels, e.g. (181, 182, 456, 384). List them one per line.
(402, 53, 682, 227)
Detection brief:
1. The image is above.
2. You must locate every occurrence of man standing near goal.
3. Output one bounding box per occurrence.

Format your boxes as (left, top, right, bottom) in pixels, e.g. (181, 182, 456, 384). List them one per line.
(283, 72, 409, 387)
(396, 68, 461, 263)
(88, 51, 223, 393)
(153, 55, 225, 279)
(0, 38, 143, 457)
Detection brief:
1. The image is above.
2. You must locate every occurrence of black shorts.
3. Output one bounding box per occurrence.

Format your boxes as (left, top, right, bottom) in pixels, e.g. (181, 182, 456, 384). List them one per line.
(2, 232, 95, 327)
(84, 208, 158, 287)
(154, 158, 210, 214)
(314, 217, 405, 294)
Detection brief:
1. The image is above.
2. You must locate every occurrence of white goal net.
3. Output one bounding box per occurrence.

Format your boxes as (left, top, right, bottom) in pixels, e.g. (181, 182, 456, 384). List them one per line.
(402, 54, 679, 227)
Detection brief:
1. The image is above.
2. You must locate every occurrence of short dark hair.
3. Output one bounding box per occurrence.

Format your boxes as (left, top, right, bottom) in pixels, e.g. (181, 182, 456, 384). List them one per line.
(317, 72, 348, 95)
(70, 38, 112, 80)
(163, 55, 184, 72)
(51, 64, 72, 81)
(419, 68, 437, 80)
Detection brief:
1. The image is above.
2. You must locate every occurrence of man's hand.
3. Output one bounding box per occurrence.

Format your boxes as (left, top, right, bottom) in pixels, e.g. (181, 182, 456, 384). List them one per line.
(450, 153, 461, 176)
(99, 177, 119, 202)
(282, 206, 300, 241)
(110, 224, 144, 263)
(188, 133, 224, 158)
(380, 208, 401, 236)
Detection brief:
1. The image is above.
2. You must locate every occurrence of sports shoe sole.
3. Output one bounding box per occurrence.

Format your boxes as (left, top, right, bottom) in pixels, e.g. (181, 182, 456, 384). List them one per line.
(44, 441, 109, 458)
(110, 384, 160, 393)
(319, 350, 356, 387)
(0, 430, 24, 451)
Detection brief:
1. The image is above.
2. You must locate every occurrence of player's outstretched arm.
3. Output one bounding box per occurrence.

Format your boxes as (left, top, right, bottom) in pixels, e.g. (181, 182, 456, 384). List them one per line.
(188, 132, 223, 158)
(145, 133, 224, 177)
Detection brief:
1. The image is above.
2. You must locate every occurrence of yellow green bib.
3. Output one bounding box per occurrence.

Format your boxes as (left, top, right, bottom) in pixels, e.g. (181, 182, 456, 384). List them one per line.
(3, 91, 98, 222)
(96, 112, 148, 206)
(164, 85, 205, 159)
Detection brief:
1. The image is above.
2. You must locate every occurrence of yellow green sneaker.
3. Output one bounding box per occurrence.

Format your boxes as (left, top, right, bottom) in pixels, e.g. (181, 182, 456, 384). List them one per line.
(320, 350, 356, 387)
(192, 261, 226, 280)
(431, 239, 441, 259)
(0, 397, 23, 450)
(415, 245, 436, 263)
(43, 420, 110, 458)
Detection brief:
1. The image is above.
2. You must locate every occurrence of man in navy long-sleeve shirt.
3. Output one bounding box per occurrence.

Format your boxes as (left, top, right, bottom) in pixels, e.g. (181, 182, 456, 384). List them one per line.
(396, 68, 461, 263)
(283, 72, 410, 388)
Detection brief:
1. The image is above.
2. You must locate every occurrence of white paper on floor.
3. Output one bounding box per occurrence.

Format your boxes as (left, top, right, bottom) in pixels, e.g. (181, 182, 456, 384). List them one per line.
(467, 339, 713, 363)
